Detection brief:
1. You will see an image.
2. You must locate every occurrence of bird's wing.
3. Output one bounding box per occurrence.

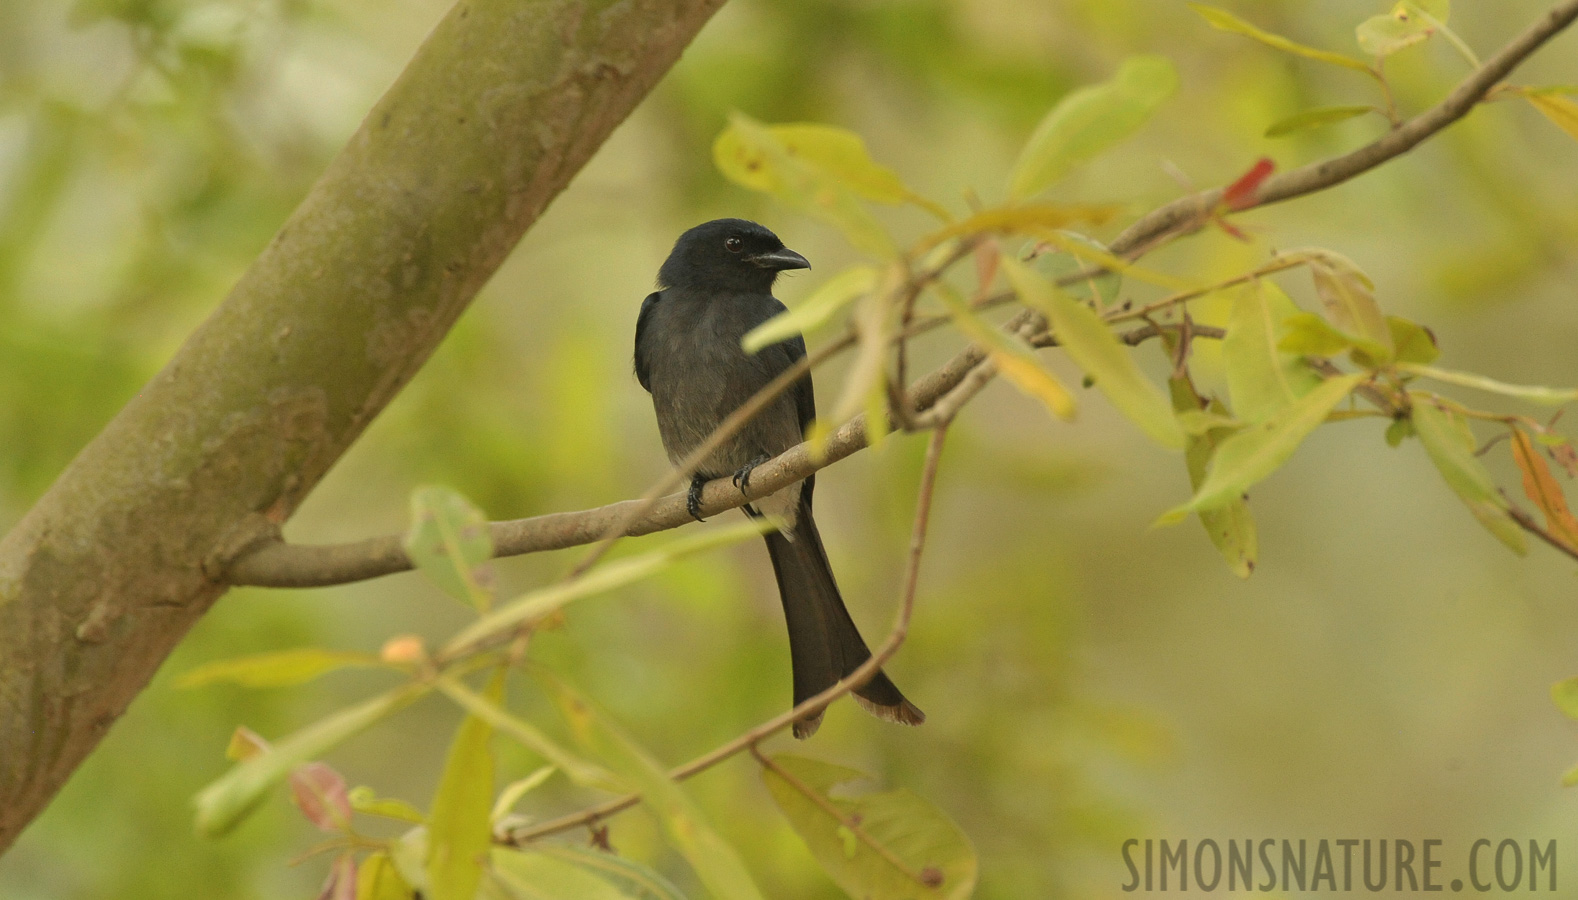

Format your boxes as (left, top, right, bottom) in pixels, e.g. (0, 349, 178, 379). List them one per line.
(632, 290, 662, 393)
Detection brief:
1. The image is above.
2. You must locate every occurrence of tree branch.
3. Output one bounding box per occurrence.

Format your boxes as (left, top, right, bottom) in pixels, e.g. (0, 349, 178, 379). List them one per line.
(0, 0, 728, 853)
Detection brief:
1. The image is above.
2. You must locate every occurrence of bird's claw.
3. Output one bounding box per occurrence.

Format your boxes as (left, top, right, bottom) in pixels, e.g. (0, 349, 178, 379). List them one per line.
(731, 455, 771, 495)
(686, 473, 708, 522)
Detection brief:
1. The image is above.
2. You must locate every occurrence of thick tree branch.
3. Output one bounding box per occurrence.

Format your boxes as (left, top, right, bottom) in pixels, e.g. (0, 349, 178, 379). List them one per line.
(0, 0, 727, 853)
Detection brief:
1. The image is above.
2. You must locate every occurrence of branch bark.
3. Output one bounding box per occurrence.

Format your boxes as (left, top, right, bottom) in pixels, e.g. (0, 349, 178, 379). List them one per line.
(0, 0, 726, 853)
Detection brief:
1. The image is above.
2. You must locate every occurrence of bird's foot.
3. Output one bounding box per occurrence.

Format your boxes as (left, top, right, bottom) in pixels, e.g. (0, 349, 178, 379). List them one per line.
(731, 454, 771, 495)
(686, 473, 708, 522)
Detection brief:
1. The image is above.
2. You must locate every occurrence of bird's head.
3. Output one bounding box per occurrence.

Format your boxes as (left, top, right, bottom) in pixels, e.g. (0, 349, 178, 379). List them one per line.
(657, 218, 810, 294)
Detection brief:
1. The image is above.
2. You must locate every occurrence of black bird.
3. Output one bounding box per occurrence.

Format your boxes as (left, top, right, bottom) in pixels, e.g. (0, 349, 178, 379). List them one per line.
(634, 218, 924, 738)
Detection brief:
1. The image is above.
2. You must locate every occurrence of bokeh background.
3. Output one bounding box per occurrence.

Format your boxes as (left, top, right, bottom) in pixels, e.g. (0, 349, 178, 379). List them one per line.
(3, 0, 1578, 896)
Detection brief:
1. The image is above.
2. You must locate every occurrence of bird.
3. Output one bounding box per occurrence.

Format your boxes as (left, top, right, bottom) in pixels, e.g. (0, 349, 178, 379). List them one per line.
(633, 218, 924, 739)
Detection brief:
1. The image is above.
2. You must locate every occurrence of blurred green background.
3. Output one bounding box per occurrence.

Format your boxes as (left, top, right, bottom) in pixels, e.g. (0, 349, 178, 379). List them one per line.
(3, 0, 1578, 896)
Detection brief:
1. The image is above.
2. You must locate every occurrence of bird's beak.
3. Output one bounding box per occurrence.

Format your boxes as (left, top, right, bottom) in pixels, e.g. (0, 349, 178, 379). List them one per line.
(749, 247, 811, 271)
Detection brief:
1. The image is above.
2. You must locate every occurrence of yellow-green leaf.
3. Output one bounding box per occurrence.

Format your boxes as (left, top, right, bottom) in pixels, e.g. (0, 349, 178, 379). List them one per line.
(1189, 4, 1372, 72)
(437, 677, 616, 790)
(714, 114, 896, 258)
(1223, 281, 1323, 422)
(1286, 249, 1393, 361)
(405, 486, 495, 612)
(743, 265, 876, 353)
(426, 670, 503, 900)
(1264, 105, 1377, 138)
(1411, 399, 1527, 554)
(527, 845, 689, 900)
(194, 684, 427, 836)
(357, 852, 413, 900)
(542, 674, 767, 900)
(1165, 374, 1363, 517)
(1170, 376, 1257, 578)
(488, 848, 636, 900)
(1356, 2, 1442, 57)
(933, 282, 1076, 420)
(1004, 257, 1182, 448)
(1009, 55, 1178, 199)
(443, 519, 772, 656)
(1553, 677, 1578, 720)
(177, 648, 387, 690)
(1278, 311, 1358, 357)
(1527, 93, 1578, 141)
(1397, 363, 1578, 406)
(1388, 316, 1439, 365)
(761, 755, 977, 900)
(915, 203, 1118, 255)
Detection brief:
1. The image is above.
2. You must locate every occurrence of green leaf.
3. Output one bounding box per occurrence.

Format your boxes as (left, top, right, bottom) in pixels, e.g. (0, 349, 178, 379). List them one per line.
(1264, 105, 1376, 138)
(714, 115, 896, 258)
(743, 265, 876, 353)
(530, 845, 690, 900)
(1031, 228, 1191, 293)
(916, 204, 1119, 255)
(1222, 281, 1323, 422)
(1526, 93, 1578, 141)
(1164, 374, 1364, 517)
(1411, 399, 1527, 554)
(1278, 311, 1359, 357)
(1008, 55, 1178, 198)
(1189, 4, 1373, 72)
(349, 786, 426, 824)
(405, 485, 496, 612)
(1385, 416, 1415, 447)
(1170, 376, 1258, 578)
(443, 520, 773, 656)
(426, 669, 504, 900)
(1388, 316, 1439, 365)
(541, 674, 767, 900)
(194, 684, 427, 836)
(1397, 364, 1578, 406)
(1286, 249, 1393, 362)
(437, 677, 616, 790)
(932, 281, 1076, 421)
(176, 648, 387, 689)
(488, 848, 638, 900)
(761, 754, 977, 900)
(1553, 677, 1578, 720)
(1356, 2, 1444, 57)
(358, 852, 413, 900)
(1003, 257, 1183, 448)
(491, 766, 556, 824)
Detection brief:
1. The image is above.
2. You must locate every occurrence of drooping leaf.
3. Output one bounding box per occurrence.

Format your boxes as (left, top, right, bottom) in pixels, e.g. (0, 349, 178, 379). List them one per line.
(714, 115, 896, 258)
(1511, 429, 1578, 550)
(1264, 105, 1377, 138)
(1356, 1, 1445, 57)
(825, 266, 898, 448)
(349, 786, 426, 824)
(195, 684, 427, 836)
(1169, 377, 1258, 578)
(443, 520, 773, 657)
(177, 648, 388, 689)
(357, 852, 413, 900)
(426, 670, 504, 900)
(761, 754, 977, 900)
(1003, 257, 1183, 448)
(933, 281, 1076, 420)
(1411, 398, 1527, 554)
(541, 675, 767, 900)
(405, 486, 496, 612)
(488, 848, 637, 900)
(291, 761, 353, 833)
(438, 677, 615, 790)
(1222, 281, 1323, 422)
(529, 845, 690, 900)
(1526, 93, 1578, 141)
(1189, 4, 1373, 71)
(1009, 55, 1178, 198)
(1397, 363, 1578, 406)
(1161, 374, 1364, 520)
(743, 266, 876, 353)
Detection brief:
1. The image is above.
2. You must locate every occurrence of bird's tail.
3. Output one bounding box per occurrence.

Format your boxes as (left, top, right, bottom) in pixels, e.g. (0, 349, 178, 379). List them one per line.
(763, 507, 925, 739)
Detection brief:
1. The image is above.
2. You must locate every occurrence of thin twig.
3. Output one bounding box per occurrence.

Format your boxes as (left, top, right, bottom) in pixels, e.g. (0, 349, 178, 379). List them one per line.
(503, 424, 949, 846)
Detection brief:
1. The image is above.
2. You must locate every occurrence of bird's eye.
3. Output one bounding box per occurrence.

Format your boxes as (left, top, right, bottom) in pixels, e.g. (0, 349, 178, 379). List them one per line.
(724, 236, 744, 252)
